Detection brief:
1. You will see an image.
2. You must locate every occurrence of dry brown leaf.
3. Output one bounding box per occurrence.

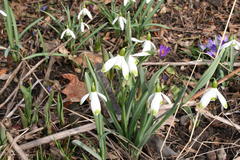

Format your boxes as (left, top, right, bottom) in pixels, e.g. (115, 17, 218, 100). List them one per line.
(0, 68, 8, 75)
(61, 73, 87, 102)
(72, 52, 102, 68)
(58, 46, 70, 55)
(0, 68, 10, 80)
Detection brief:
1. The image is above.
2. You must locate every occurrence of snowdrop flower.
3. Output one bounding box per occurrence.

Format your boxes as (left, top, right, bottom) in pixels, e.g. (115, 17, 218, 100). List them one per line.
(220, 39, 240, 50)
(148, 91, 172, 116)
(131, 37, 156, 52)
(199, 88, 228, 109)
(112, 16, 127, 31)
(102, 49, 129, 80)
(0, 10, 7, 17)
(80, 22, 90, 32)
(61, 28, 76, 39)
(81, 91, 107, 115)
(124, 0, 136, 6)
(128, 52, 150, 77)
(77, 7, 93, 20)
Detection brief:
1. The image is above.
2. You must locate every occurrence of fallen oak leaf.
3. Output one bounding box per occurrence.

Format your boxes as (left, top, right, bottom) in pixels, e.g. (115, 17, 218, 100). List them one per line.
(61, 73, 87, 102)
(70, 51, 102, 68)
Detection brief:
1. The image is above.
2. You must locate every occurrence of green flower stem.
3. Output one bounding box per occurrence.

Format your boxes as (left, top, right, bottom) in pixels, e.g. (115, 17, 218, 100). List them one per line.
(135, 114, 153, 147)
(94, 114, 106, 160)
(121, 104, 128, 136)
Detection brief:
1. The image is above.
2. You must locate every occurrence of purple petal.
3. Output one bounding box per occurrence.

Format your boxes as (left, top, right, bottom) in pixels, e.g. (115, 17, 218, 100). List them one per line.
(206, 50, 216, 57)
(40, 5, 48, 11)
(206, 39, 216, 49)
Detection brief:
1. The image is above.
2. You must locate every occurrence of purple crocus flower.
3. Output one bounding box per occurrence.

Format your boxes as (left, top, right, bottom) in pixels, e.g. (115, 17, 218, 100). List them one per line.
(159, 45, 171, 57)
(198, 35, 230, 58)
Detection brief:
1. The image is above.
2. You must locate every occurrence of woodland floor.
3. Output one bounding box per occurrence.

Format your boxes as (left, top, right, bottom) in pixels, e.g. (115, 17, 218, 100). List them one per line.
(0, 0, 240, 159)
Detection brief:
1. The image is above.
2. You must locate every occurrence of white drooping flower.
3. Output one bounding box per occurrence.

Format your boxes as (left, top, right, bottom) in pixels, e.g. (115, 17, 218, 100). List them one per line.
(80, 22, 90, 32)
(61, 28, 76, 39)
(77, 7, 93, 20)
(102, 55, 129, 80)
(112, 16, 127, 31)
(124, 0, 136, 6)
(0, 10, 7, 17)
(131, 37, 156, 52)
(220, 39, 240, 50)
(199, 88, 228, 109)
(148, 92, 172, 116)
(128, 52, 150, 77)
(80, 91, 107, 115)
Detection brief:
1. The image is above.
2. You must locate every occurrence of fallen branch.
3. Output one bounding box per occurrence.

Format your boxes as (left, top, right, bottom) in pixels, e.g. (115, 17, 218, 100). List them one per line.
(20, 123, 96, 150)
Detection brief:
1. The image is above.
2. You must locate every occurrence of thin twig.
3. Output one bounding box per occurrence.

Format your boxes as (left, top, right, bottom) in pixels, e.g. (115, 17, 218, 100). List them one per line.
(143, 61, 240, 66)
(197, 108, 240, 130)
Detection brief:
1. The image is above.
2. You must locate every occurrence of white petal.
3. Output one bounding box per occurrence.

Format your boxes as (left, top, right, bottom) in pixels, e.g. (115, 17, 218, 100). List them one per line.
(84, 8, 93, 20)
(114, 56, 123, 69)
(150, 41, 156, 50)
(120, 57, 129, 80)
(128, 56, 138, 77)
(80, 22, 89, 32)
(67, 29, 76, 39)
(216, 90, 228, 109)
(220, 40, 240, 50)
(112, 17, 119, 25)
(78, 8, 93, 20)
(132, 52, 150, 57)
(77, 12, 81, 20)
(90, 92, 101, 115)
(150, 93, 163, 115)
(220, 41, 231, 50)
(124, 0, 128, 6)
(233, 40, 240, 50)
(84, 23, 90, 30)
(119, 17, 126, 31)
(142, 40, 152, 52)
(102, 57, 118, 72)
(131, 38, 144, 43)
(161, 93, 172, 104)
(81, 23, 84, 32)
(199, 88, 217, 108)
(60, 29, 67, 39)
(0, 10, 7, 17)
(97, 92, 107, 102)
(80, 93, 89, 105)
